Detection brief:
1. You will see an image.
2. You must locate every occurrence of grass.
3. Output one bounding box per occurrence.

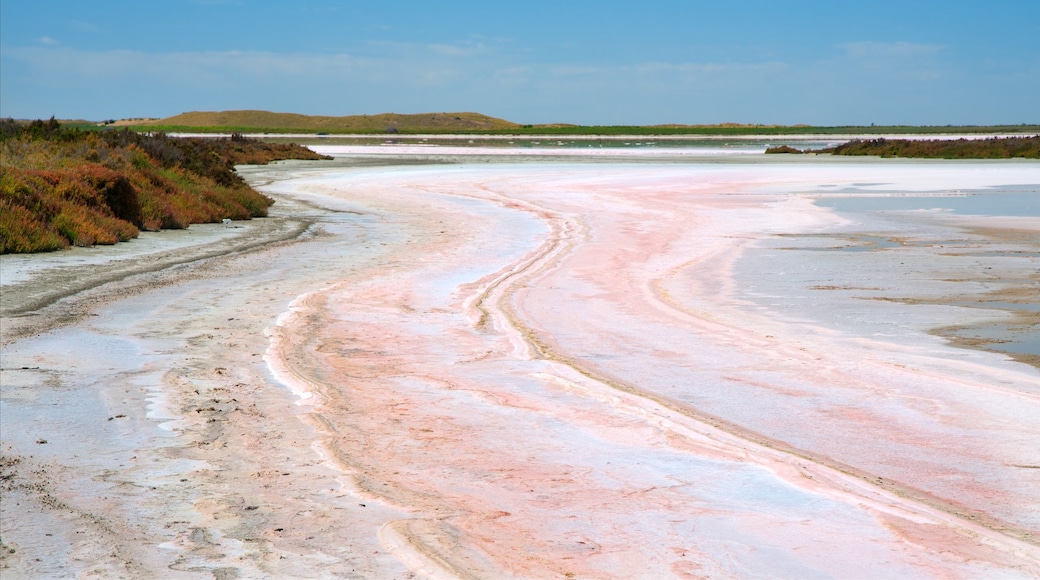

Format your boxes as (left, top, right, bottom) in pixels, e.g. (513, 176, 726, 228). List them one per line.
(1, 118, 330, 254)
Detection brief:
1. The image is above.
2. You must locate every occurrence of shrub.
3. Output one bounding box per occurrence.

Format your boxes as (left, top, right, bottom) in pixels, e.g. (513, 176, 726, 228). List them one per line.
(1, 123, 326, 253)
(0, 199, 68, 253)
(827, 136, 1040, 159)
(764, 145, 804, 154)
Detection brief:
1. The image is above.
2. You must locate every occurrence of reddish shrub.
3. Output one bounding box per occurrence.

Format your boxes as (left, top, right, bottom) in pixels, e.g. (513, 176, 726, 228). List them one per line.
(1, 128, 313, 253)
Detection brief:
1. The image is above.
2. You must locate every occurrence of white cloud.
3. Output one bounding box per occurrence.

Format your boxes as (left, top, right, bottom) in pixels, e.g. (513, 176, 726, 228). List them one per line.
(820, 41, 948, 85)
(839, 41, 944, 58)
(38, 37, 60, 46)
(427, 43, 488, 57)
(630, 61, 787, 78)
(1, 43, 803, 121)
(68, 20, 104, 34)
(3, 38, 1033, 125)
(4, 47, 376, 84)
(547, 65, 605, 77)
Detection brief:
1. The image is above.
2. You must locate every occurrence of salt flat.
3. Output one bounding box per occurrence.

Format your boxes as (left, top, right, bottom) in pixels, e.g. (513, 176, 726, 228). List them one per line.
(2, 149, 1038, 578)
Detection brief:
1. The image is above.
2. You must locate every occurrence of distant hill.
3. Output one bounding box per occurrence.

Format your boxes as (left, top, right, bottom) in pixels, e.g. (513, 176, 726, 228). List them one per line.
(140, 110, 521, 133)
(89, 112, 1040, 136)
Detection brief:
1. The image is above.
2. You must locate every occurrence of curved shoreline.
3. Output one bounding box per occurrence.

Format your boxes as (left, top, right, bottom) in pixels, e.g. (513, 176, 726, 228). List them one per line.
(1, 216, 313, 312)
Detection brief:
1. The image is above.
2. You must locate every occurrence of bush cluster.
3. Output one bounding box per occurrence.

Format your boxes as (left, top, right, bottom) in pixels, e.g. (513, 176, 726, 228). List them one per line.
(762, 145, 805, 154)
(828, 136, 1040, 158)
(767, 135, 1040, 158)
(1, 119, 329, 253)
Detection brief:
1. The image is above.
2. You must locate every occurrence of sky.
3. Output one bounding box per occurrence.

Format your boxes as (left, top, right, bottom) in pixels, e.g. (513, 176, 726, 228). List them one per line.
(1, 1, 1038, 126)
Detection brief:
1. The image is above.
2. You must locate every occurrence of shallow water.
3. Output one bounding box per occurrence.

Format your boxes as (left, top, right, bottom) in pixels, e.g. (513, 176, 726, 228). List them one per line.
(816, 188, 1040, 216)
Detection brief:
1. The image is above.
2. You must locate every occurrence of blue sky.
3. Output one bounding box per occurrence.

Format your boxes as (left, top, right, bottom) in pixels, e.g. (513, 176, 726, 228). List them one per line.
(2, 1, 1038, 125)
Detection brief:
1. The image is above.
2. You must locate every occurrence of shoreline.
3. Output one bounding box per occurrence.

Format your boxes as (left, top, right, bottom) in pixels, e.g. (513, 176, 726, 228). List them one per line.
(0, 199, 316, 346)
(166, 132, 1040, 141)
(2, 164, 424, 577)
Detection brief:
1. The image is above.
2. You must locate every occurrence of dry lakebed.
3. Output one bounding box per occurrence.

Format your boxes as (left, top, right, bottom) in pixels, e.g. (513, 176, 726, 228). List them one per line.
(2, 143, 1039, 578)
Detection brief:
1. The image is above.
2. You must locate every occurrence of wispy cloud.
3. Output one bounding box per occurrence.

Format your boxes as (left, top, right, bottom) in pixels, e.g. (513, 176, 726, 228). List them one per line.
(427, 43, 488, 57)
(2, 43, 803, 121)
(68, 20, 105, 34)
(825, 41, 946, 83)
(547, 65, 605, 77)
(630, 61, 787, 78)
(38, 37, 60, 46)
(4, 38, 1030, 125)
(5, 47, 374, 82)
(839, 41, 944, 58)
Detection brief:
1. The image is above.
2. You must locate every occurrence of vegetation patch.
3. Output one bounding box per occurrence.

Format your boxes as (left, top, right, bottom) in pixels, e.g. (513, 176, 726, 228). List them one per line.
(1, 118, 330, 254)
(762, 145, 805, 154)
(766, 136, 1040, 158)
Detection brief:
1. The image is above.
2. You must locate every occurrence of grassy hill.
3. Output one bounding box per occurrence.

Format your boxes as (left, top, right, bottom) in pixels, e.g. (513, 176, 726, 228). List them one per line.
(78, 111, 1040, 136)
(135, 110, 521, 133)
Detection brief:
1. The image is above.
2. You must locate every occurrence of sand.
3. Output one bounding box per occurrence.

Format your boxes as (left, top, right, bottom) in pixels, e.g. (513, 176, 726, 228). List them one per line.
(2, 151, 1039, 578)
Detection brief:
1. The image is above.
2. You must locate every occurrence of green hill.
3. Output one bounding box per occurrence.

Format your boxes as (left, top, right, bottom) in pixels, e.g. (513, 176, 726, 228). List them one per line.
(144, 110, 521, 133)
(109, 111, 1040, 136)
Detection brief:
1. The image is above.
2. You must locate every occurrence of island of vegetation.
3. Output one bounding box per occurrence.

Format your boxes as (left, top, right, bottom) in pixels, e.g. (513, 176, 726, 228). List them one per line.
(765, 135, 1040, 159)
(0, 118, 330, 254)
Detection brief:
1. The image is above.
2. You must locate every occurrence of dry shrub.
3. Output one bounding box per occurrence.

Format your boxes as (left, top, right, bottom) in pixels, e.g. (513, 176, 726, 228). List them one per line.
(0, 199, 68, 253)
(52, 204, 137, 246)
(1, 165, 141, 250)
(830, 136, 1040, 159)
(1, 125, 312, 253)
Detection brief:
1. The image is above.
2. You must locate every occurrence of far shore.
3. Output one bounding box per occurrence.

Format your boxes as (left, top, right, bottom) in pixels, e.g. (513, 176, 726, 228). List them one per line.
(165, 131, 1040, 141)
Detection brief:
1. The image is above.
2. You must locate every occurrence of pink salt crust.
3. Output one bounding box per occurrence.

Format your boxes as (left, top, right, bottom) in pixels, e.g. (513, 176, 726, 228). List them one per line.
(265, 162, 1040, 578)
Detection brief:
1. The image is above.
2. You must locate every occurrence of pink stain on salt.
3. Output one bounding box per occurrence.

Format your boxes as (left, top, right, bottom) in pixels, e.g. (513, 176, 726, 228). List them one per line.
(268, 160, 1040, 578)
